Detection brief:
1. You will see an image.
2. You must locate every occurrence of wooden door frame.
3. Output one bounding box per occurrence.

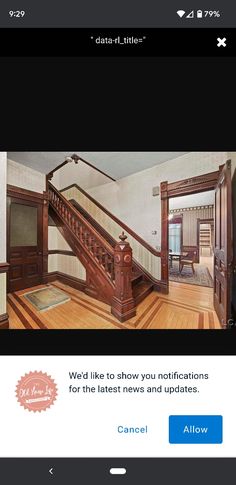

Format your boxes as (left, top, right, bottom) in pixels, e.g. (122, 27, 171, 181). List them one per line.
(160, 166, 224, 293)
(7, 185, 48, 292)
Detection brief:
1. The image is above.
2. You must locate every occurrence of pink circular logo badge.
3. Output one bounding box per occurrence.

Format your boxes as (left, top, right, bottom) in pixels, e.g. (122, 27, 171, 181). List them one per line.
(16, 371, 57, 412)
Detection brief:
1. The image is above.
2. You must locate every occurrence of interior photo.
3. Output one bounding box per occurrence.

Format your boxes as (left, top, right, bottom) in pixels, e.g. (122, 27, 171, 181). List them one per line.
(0, 151, 235, 330)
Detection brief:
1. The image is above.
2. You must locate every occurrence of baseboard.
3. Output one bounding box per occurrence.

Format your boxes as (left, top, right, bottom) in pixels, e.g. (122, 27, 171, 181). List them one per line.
(0, 313, 9, 329)
(43, 271, 87, 293)
(160, 281, 169, 294)
(42, 271, 58, 283)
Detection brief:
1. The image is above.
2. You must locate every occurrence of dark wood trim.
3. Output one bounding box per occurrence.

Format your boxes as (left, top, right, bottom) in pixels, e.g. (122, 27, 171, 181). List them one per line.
(47, 153, 116, 182)
(161, 166, 223, 293)
(0, 313, 9, 329)
(47, 250, 75, 256)
(7, 184, 46, 204)
(61, 183, 161, 257)
(166, 169, 220, 199)
(42, 191, 49, 275)
(0, 263, 10, 273)
(160, 181, 169, 293)
(232, 165, 236, 318)
(42, 271, 58, 283)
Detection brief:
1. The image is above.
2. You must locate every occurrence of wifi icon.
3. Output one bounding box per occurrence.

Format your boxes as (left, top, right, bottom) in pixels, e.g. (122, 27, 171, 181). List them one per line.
(177, 10, 186, 18)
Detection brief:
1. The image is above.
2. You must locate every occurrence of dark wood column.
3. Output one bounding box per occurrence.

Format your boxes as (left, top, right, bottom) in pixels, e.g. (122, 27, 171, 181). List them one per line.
(111, 232, 136, 322)
(42, 191, 49, 279)
(160, 181, 169, 294)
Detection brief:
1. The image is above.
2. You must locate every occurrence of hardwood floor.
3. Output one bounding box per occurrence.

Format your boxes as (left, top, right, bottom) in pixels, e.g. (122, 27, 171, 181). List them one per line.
(199, 255, 214, 278)
(7, 280, 221, 330)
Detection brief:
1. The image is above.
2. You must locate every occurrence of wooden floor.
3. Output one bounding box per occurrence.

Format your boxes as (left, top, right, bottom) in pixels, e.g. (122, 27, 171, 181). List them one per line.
(7, 280, 221, 330)
(200, 255, 214, 278)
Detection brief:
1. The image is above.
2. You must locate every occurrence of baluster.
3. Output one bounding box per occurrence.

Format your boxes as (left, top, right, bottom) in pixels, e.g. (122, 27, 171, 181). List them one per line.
(75, 220, 79, 235)
(98, 246, 103, 264)
(111, 260, 115, 281)
(111, 232, 136, 322)
(79, 225, 83, 241)
(88, 234, 92, 250)
(104, 253, 109, 272)
(94, 241, 98, 259)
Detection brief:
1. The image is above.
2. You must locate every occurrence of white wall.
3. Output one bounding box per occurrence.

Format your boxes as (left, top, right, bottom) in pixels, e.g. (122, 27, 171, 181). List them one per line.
(0, 152, 7, 315)
(53, 160, 110, 191)
(88, 152, 228, 248)
(7, 159, 45, 193)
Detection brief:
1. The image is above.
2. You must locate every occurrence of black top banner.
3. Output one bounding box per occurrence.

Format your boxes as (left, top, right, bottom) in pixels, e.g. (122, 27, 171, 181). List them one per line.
(0, 28, 235, 57)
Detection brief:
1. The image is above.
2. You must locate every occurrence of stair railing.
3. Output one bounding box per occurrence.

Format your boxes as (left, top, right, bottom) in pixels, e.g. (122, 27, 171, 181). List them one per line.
(48, 182, 136, 320)
(61, 183, 162, 282)
(48, 182, 115, 284)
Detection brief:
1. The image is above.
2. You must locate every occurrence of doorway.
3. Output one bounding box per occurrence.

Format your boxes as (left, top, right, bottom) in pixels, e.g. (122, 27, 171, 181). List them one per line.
(161, 161, 233, 328)
(7, 193, 44, 292)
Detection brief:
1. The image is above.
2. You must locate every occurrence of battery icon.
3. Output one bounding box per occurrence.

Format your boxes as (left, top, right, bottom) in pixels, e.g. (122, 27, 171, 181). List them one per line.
(197, 10, 203, 18)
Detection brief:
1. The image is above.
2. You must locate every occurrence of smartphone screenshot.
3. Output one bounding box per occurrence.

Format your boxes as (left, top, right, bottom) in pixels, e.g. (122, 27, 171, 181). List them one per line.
(0, 1, 235, 483)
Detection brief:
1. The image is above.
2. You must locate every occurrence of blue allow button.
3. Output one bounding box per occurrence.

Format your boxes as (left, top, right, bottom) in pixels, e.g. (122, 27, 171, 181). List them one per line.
(169, 415, 223, 444)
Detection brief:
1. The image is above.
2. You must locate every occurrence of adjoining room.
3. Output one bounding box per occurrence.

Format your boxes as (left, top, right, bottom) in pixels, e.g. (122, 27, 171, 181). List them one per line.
(168, 190, 215, 288)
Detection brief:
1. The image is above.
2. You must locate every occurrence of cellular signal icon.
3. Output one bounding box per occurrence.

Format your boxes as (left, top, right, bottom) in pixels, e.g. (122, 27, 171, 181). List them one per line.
(177, 10, 186, 18)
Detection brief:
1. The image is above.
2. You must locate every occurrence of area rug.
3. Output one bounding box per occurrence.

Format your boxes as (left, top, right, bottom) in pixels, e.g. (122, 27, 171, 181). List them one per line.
(169, 261, 213, 288)
(23, 286, 70, 312)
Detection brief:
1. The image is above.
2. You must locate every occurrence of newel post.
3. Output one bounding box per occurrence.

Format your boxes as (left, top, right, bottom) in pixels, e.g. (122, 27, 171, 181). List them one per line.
(111, 232, 136, 322)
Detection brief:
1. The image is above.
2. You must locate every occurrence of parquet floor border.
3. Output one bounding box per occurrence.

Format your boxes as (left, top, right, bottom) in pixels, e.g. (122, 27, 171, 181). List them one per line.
(7, 280, 221, 330)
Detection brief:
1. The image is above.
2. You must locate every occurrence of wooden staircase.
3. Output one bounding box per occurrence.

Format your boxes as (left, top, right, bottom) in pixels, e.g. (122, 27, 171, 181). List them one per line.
(48, 182, 154, 322)
(69, 198, 154, 306)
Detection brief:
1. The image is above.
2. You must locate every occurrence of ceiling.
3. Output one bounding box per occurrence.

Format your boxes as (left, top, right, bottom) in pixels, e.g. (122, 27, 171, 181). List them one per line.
(169, 191, 215, 210)
(7, 152, 189, 179)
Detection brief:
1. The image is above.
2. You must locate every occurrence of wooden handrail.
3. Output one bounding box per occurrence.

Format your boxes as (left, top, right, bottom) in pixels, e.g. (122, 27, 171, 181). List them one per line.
(48, 182, 115, 284)
(60, 183, 161, 257)
(49, 182, 114, 256)
(46, 154, 116, 183)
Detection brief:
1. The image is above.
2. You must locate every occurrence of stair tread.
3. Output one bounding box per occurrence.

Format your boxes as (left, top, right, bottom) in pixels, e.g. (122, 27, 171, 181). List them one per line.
(133, 280, 153, 298)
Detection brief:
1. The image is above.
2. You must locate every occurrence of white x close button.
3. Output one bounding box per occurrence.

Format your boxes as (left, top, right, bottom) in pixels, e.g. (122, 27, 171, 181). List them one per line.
(217, 37, 227, 47)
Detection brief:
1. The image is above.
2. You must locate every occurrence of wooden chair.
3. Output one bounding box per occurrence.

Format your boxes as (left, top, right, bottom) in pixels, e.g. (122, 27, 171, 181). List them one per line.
(179, 252, 195, 274)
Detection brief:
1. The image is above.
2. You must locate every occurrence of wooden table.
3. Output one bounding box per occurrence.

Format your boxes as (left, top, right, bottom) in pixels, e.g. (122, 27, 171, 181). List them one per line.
(169, 252, 188, 271)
